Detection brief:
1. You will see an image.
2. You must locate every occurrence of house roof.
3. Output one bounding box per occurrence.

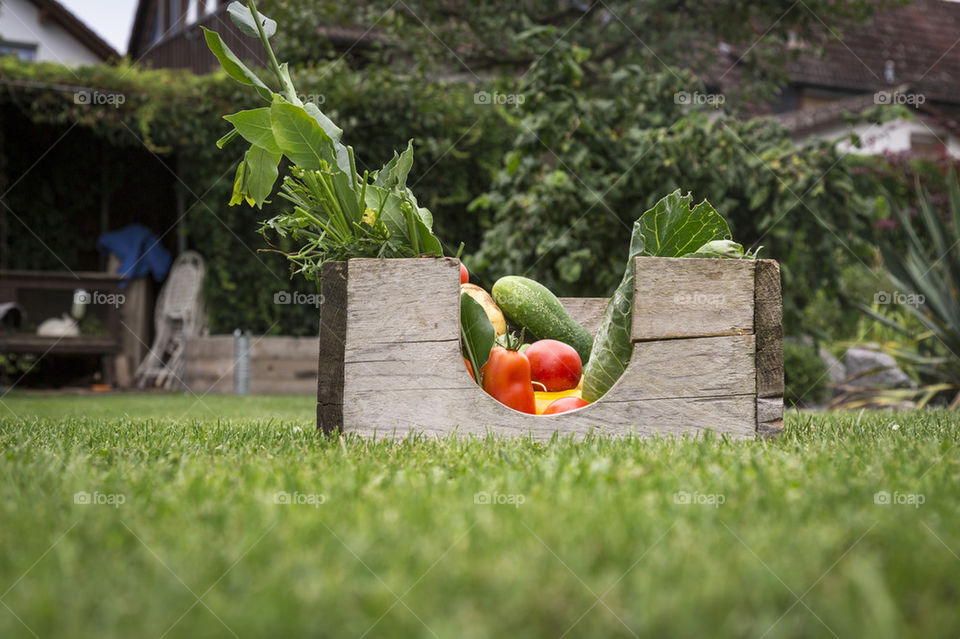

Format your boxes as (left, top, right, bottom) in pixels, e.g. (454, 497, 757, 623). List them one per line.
(126, 0, 152, 57)
(786, 0, 960, 105)
(25, 0, 119, 60)
(773, 90, 890, 135)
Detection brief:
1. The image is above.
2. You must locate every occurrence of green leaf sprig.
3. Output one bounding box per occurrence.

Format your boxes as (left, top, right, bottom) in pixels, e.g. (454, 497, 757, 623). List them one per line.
(204, 1, 444, 280)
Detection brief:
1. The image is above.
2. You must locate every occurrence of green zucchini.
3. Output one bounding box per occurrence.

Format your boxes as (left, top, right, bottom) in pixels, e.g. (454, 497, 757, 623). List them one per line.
(491, 276, 592, 364)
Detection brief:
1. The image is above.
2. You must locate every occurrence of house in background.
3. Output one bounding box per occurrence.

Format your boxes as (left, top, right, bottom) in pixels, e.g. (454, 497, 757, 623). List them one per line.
(127, 0, 267, 73)
(126, 0, 375, 74)
(727, 0, 960, 158)
(0, 0, 117, 65)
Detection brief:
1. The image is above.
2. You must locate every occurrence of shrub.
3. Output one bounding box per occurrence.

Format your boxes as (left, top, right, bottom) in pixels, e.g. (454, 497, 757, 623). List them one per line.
(469, 43, 883, 335)
(783, 340, 830, 406)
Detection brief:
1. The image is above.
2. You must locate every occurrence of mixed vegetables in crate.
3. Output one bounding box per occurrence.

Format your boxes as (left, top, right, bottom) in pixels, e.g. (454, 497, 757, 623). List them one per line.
(206, 1, 759, 417)
(458, 190, 757, 415)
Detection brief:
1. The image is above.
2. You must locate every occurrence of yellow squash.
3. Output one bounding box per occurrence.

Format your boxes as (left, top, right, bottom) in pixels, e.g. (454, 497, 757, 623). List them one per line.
(460, 283, 507, 336)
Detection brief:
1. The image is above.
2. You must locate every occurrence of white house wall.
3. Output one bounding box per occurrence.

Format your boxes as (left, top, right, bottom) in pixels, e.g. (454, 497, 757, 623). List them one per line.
(0, 0, 101, 66)
(808, 117, 960, 159)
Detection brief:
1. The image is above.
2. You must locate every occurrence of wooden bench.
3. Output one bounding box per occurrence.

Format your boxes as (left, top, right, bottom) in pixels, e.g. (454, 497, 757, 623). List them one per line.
(0, 270, 124, 385)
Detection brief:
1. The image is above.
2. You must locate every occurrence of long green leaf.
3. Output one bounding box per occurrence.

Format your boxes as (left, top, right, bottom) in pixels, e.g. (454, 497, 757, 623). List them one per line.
(304, 103, 351, 174)
(201, 27, 272, 100)
(226, 1, 277, 39)
(242, 145, 281, 209)
(224, 108, 281, 153)
(461, 293, 495, 384)
(216, 129, 240, 149)
(581, 220, 644, 402)
(270, 100, 336, 170)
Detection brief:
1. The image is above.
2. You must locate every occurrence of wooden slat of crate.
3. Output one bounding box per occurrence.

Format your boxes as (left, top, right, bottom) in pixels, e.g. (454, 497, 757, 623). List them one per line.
(558, 297, 608, 335)
(344, 391, 757, 439)
(631, 257, 755, 341)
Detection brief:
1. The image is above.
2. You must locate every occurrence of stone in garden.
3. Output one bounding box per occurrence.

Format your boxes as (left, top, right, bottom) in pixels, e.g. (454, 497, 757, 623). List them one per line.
(843, 347, 917, 389)
(818, 347, 846, 387)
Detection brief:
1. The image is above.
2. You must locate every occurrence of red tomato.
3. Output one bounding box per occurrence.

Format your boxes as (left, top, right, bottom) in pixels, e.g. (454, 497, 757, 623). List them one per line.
(525, 339, 582, 391)
(459, 262, 469, 284)
(481, 346, 536, 414)
(542, 397, 589, 415)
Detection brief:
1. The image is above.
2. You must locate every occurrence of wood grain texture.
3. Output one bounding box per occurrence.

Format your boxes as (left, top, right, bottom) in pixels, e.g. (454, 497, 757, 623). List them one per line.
(631, 257, 755, 341)
(317, 261, 347, 434)
(558, 297, 609, 336)
(757, 397, 784, 439)
(185, 336, 318, 394)
(755, 259, 784, 398)
(345, 257, 461, 344)
(619, 335, 755, 399)
(324, 257, 760, 440)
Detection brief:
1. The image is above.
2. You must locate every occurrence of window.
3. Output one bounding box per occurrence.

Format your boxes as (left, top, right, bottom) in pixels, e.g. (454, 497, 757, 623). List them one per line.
(186, 0, 199, 25)
(0, 41, 37, 62)
(151, 0, 166, 43)
(169, 0, 180, 30)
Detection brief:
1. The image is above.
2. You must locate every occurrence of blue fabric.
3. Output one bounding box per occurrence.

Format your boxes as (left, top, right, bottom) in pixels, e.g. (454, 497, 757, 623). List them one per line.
(96, 224, 172, 287)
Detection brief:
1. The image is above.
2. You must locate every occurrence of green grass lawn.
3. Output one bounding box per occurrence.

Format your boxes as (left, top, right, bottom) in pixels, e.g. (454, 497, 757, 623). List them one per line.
(1, 393, 958, 638)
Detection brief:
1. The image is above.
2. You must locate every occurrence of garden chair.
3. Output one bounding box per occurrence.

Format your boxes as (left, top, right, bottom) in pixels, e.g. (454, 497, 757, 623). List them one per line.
(135, 251, 207, 389)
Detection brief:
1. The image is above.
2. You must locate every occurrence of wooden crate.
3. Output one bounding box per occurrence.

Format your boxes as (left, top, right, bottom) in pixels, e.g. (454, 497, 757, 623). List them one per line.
(317, 256, 783, 440)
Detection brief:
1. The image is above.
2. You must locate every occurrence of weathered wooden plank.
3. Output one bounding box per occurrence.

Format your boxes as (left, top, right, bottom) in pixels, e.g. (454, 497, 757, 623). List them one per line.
(558, 297, 609, 336)
(757, 396, 784, 439)
(344, 390, 757, 440)
(344, 339, 470, 393)
(250, 337, 320, 360)
(615, 335, 755, 399)
(755, 259, 784, 398)
(317, 261, 347, 434)
(185, 336, 234, 359)
(250, 359, 317, 379)
(345, 257, 461, 344)
(341, 335, 753, 398)
(631, 257, 755, 341)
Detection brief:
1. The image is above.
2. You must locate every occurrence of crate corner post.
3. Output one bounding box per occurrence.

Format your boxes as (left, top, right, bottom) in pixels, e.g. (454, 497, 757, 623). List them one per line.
(755, 259, 784, 439)
(317, 261, 348, 434)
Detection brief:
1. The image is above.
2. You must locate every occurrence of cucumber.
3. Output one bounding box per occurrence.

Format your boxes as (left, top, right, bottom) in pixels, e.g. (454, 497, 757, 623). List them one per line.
(492, 276, 592, 364)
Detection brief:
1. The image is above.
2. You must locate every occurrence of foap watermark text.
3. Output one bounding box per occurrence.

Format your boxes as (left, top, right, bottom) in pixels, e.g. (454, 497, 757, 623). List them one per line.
(874, 490, 925, 508)
(474, 491, 525, 508)
(75, 90, 126, 108)
(74, 491, 125, 508)
(674, 490, 725, 508)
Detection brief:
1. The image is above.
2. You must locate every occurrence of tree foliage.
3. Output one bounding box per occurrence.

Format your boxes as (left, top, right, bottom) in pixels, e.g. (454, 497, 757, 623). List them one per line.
(263, 0, 891, 102)
(468, 40, 884, 334)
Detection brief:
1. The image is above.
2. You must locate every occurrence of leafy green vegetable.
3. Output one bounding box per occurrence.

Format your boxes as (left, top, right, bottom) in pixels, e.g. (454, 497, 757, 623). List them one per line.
(200, 27, 271, 100)
(460, 293, 495, 384)
(241, 145, 281, 208)
(683, 239, 746, 259)
(634, 192, 733, 257)
(226, 1, 277, 39)
(581, 190, 741, 402)
(206, 0, 445, 280)
(223, 108, 281, 154)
